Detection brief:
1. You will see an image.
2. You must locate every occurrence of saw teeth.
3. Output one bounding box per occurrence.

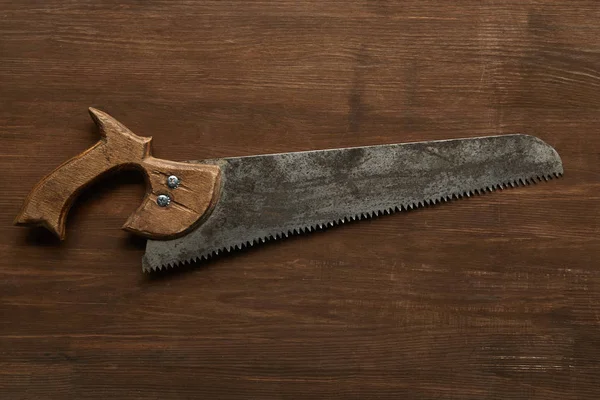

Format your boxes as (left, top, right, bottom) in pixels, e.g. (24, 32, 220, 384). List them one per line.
(145, 171, 564, 272)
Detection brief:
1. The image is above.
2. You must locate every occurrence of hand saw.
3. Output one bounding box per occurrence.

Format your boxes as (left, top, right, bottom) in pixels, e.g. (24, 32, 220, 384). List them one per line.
(15, 108, 564, 272)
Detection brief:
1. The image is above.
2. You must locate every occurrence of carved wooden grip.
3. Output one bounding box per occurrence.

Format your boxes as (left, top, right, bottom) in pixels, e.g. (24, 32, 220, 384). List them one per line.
(14, 108, 221, 240)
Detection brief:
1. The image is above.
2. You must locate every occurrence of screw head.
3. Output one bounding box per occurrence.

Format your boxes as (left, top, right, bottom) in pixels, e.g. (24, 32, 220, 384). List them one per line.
(167, 175, 180, 189)
(156, 194, 171, 207)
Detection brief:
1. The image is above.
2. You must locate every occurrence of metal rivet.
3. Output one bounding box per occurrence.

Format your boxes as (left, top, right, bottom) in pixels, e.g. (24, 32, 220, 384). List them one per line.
(156, 194, 171, 207)
(167, 175, 180, 189)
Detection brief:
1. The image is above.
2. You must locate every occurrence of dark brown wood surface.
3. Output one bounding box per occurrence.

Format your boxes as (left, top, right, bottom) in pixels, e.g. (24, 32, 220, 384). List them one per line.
(1, 1, 599, 399)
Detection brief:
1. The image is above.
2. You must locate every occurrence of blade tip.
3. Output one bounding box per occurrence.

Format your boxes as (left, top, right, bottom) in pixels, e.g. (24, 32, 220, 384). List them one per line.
(516, 134, 564, 174)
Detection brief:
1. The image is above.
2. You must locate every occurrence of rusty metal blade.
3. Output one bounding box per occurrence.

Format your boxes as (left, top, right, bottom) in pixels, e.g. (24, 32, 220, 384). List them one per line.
(142, 134, 563, 271)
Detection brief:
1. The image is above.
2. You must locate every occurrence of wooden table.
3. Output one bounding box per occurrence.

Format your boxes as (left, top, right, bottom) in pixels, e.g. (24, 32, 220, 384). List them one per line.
(2, 1, 599, 399)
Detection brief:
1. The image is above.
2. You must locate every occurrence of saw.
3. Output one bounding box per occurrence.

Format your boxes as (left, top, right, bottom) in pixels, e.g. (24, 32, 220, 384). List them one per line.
(15, 108, 564, 272)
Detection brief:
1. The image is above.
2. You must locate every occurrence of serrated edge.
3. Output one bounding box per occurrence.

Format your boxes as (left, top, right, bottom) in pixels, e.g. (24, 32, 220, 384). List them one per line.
(144, 171, 563, 272)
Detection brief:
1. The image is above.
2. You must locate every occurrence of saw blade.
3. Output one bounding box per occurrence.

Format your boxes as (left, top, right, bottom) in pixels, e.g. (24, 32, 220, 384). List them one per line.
(142, 134, 563, 271)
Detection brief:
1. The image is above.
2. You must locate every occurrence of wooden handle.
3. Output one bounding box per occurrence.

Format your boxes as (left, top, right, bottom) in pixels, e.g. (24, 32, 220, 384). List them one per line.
(14, 108, 222, 240)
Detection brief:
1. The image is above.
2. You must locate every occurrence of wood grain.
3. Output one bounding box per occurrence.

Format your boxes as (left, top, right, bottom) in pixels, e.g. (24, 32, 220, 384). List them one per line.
(14, 108, 222, 240)
(1, 1, 599, 399)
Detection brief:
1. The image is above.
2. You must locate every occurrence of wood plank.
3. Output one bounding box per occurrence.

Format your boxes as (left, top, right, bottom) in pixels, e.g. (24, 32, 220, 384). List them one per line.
(1, 1, 599, 399)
